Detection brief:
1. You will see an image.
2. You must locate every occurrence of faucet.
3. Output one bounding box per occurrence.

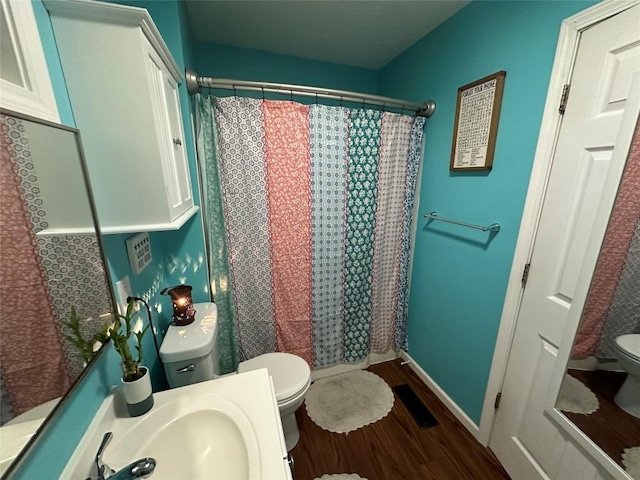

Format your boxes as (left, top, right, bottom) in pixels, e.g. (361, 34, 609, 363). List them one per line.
(89, 432, 156, 480)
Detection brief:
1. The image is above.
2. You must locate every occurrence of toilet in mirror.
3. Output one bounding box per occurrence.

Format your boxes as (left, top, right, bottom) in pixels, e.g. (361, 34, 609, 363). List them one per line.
(0, 109, 115, 476)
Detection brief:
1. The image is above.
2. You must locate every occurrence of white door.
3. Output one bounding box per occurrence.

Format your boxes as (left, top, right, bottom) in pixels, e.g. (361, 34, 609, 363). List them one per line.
(490, 4, 640, 479)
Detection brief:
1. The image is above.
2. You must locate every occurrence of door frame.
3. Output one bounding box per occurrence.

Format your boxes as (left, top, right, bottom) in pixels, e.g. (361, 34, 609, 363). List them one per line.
(478, 0, 639, 448)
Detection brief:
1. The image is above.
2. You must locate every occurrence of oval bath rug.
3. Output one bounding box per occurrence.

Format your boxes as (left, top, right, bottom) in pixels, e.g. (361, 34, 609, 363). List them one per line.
(556, 373, 599, 415)
(305, 370, 394, 434)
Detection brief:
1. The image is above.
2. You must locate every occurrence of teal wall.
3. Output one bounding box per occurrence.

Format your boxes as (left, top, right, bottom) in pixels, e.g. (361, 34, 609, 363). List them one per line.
(13, 1, 207, 477)
(378, 0, 595, 423)
(194, 42, 379, 95)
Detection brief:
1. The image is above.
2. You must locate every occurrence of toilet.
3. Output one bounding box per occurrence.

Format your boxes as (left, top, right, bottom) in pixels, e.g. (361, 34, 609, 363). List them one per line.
(613, 334, 640, 418)
(238, 352, 311, 451)
(159, 302, 312, 450)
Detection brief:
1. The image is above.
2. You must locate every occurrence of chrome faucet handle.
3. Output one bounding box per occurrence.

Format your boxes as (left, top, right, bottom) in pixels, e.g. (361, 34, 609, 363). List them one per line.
(116, 457, 157, 479)
(86, 432, 156, 480)
(96, 432, 115, 480)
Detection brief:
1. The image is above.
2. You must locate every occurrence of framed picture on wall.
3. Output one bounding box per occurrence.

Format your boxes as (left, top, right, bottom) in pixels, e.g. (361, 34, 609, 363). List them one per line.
(450, 71, 506, 171)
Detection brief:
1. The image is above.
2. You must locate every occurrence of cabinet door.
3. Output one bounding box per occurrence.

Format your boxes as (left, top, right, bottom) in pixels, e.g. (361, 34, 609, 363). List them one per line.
(162, 71, 193, 215)
(143, 40, 192, 221)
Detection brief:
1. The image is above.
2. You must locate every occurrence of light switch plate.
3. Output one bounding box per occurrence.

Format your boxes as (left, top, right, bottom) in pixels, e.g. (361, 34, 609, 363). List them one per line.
(126, 232, 152, 275)
(115, 276, 133, 315)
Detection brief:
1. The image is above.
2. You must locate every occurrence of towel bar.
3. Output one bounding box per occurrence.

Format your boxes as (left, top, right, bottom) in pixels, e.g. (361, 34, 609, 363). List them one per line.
(423, 212, 500, 232)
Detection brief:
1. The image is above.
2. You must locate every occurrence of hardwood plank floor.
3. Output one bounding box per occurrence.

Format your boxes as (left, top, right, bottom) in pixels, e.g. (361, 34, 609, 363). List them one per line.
(291, 359, 509, 480)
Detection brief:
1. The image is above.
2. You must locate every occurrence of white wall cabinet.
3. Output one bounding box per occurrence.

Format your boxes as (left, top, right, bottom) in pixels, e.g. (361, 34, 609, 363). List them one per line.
(44, 0, 198, 234)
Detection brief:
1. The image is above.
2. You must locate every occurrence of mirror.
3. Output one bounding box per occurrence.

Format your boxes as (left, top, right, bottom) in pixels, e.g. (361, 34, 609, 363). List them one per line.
(555, 130, 640, 475)
(0, 110, 115, 476)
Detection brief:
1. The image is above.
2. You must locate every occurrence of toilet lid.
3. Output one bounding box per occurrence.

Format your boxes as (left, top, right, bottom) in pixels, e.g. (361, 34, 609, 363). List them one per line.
(238, 353, 311, 403)
(615, 334, 640, 361)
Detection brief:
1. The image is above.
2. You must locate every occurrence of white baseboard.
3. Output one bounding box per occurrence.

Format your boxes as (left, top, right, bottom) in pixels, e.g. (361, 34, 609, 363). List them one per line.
(400, 351, 480, 441)
(311, 350, 398, 381)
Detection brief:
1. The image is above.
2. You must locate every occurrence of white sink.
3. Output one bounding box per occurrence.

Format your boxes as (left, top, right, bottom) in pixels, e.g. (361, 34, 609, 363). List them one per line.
(119, 395, 260, 479)
(62, 369, 288, 479)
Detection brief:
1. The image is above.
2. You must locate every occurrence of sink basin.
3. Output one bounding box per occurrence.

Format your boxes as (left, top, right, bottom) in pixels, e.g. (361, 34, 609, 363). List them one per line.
(62, 369, 288, 479)
(119, 395, 260, 479)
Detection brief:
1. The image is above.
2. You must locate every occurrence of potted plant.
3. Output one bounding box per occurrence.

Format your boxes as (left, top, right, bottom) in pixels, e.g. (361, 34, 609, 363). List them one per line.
(108, 299, 153, 417)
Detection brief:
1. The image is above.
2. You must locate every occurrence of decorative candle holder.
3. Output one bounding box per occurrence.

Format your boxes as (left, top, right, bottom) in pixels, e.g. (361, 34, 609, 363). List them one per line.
(160, 284, 196, 326)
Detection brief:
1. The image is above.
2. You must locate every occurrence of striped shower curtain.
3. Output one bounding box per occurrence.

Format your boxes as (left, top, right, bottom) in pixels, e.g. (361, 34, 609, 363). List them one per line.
(197, 95, 425, 373)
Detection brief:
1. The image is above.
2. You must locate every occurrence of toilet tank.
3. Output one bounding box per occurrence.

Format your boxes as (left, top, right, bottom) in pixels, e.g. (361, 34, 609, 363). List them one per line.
(159, 302, 219, 388)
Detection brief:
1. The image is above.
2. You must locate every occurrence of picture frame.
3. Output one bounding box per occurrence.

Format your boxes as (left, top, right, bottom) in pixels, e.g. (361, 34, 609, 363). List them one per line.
(450, 71, 506, 171)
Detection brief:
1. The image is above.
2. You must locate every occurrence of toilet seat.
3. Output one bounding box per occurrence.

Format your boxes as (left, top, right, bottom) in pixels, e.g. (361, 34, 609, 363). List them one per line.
(615, 334, 640, 362)
(238, 352, 311, 404)
(278, 377, 312, 405)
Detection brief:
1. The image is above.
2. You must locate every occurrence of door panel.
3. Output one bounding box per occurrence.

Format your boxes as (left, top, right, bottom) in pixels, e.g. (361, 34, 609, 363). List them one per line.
(554, 147, 612, 299)
(517, 338, 560, 471)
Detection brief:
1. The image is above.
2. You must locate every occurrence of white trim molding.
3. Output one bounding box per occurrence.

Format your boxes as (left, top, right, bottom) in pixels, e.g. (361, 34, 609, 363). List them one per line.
(478, 0, 640, 448)
(0, 0, 59, 122)
(400, 351, 480, 439)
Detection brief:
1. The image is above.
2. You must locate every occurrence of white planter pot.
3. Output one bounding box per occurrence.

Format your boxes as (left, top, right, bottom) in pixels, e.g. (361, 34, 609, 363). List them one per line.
(121, 366, 153, 417)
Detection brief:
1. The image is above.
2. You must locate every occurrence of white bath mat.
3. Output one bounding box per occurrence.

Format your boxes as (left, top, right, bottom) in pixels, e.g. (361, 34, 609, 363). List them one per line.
(315, 474, 368, 480)
(556, 374, 599, 415)
(305, 370, 394, 434)
(623, 446, 640, 480)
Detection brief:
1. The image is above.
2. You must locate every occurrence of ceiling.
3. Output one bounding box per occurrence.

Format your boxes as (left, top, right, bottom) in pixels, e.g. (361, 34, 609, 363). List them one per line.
(184, 1, 469, 70)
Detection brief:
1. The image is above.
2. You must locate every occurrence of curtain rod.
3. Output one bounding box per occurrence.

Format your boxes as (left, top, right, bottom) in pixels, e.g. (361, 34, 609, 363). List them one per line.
(185, 69, 436, 118)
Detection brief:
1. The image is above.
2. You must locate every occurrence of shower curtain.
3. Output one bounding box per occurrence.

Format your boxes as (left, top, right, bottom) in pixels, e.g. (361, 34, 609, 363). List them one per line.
(197, 95, 425, 372)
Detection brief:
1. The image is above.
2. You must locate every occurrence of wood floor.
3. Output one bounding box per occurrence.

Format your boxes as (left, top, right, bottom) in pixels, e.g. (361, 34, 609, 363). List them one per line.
(565, 369, 640, 468)
(290, 359, 509, 480)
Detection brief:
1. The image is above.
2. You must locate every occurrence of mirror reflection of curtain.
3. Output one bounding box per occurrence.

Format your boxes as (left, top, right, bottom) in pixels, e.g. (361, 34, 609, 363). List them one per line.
(0, 115, 113, 426)
(573, 120, 640, 359)
(0, 116, 72, 424)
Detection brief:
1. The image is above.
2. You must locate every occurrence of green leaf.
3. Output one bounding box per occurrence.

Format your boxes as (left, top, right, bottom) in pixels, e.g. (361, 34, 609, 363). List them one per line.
(105, 299, 153, 378)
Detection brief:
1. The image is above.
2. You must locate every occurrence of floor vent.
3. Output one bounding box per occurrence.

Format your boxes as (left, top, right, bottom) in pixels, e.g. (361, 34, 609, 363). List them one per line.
(393, 384, 439, 429)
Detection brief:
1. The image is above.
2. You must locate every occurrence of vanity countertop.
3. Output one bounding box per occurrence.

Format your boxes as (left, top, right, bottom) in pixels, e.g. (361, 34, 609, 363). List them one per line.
(61, 369, 289, 479)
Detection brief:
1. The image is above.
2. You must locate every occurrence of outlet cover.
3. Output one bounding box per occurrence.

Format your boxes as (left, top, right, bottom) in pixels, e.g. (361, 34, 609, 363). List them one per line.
(126, 232, 152, 275)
